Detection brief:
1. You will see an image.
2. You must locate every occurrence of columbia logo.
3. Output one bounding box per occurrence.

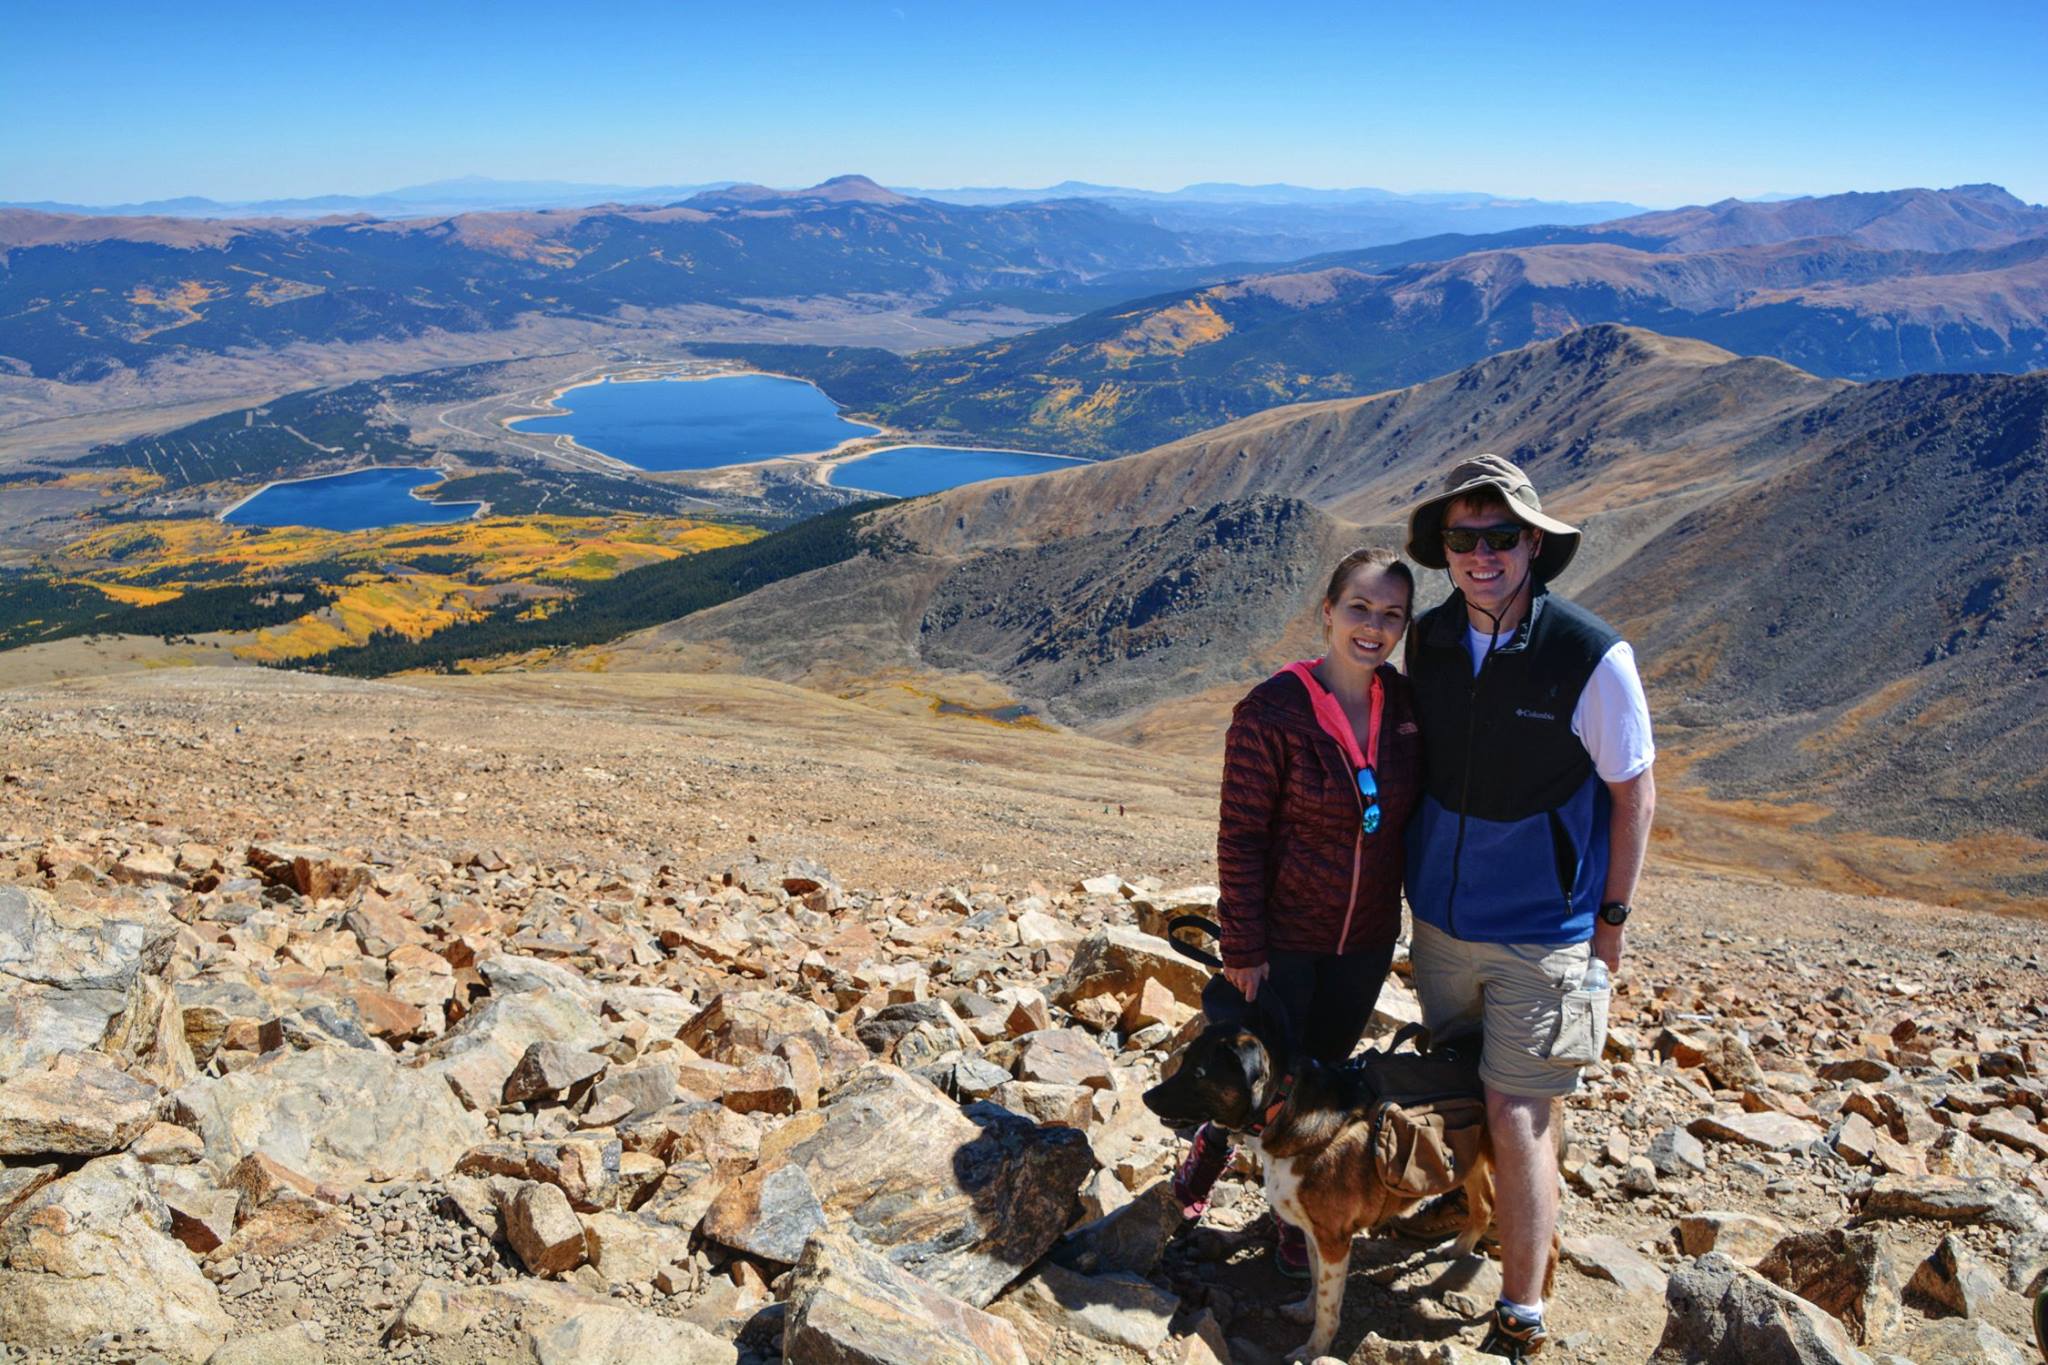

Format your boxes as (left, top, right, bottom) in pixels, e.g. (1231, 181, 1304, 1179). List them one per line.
(1515, 708, 1557, 721)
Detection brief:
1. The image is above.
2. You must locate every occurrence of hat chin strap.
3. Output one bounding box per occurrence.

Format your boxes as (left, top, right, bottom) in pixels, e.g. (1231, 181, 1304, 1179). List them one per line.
(1460, 560, 1535, 663)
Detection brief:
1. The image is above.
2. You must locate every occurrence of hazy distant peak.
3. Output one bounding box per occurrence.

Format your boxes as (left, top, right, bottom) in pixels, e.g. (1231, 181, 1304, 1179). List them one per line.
(805, 174, 914, 205)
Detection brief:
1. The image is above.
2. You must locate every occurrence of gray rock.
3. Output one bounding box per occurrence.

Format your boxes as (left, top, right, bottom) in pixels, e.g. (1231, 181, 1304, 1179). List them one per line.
(1054, 1178, 1183, 1276)
(699, 1163, 828, 1265)
(0, 1154, 230, 1363)
(502, 1041, 609, 1105)
(585, 1060, 679, 1124)
(1563, 1234, 1669, 1297)
(171, 1044, 484, 1183)
(525, 1302, 736, 1364)
(0, 1051, 158, 1157)
(0, 885, 164, 992)
(411, 990, 607, 1112)
(748, 1064, 1092, 1307)
(1756, 1228, 1903, 1345)
(1905, 1233, 2003, 1318)
(1652, 1252, 1874, 1365)
(1862, 1175, 2045, 1233)
(1649, 1125, 1708, 1178)
(784, 1229, 1029, 1365)
(1893, 1317, 2030, 1364)
(1012, 1029, 1114, 1090)
(989, 1261, 1177, 1354)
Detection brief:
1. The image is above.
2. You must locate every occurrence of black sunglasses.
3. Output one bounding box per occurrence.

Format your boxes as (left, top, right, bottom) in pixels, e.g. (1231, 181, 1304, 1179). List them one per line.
(1441, 523, 1526, 555)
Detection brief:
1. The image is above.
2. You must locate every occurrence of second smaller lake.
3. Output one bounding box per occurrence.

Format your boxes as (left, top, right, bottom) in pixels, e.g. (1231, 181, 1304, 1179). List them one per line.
(829, 445, 1085, 498)
(222, 468, 482, 532)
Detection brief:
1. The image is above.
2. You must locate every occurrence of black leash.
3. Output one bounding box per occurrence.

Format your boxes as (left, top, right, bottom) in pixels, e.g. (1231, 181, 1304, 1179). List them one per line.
(1164, 913, 1224, 970)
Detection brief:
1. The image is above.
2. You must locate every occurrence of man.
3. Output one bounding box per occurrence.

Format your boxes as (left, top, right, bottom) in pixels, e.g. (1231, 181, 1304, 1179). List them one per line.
(1402, 454, 1656, 1361)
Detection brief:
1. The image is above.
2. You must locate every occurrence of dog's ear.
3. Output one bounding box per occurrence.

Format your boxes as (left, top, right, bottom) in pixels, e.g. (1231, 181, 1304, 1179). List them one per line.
(1228, 1028, 1269, 1100)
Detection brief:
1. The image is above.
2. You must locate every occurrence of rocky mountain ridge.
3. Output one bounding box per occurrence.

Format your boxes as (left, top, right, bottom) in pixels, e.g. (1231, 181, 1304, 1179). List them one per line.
(0, 665, 2044, 1363)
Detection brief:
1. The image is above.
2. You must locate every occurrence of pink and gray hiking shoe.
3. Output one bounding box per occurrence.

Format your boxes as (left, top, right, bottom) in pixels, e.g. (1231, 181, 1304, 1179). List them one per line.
(1171, 1121, 1235, 1221)
(1275, 1218, 1311, 1279)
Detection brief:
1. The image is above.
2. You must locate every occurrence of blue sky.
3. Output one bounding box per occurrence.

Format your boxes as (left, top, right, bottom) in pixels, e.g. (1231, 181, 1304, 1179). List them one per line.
(4, 0, 2043, 207)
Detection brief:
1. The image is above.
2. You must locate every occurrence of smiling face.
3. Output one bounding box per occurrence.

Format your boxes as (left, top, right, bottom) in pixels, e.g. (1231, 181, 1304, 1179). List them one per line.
(1443, 492, 1541, 625)
(1321, 562, 1412, 680)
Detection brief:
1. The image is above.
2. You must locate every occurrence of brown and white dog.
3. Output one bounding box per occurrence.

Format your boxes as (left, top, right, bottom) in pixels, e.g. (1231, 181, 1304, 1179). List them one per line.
(1143, 1017, 1558, 1361)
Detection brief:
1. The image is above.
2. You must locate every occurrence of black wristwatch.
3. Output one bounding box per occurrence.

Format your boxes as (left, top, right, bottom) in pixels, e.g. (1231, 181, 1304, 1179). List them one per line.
(1598, 901, 1632, 926)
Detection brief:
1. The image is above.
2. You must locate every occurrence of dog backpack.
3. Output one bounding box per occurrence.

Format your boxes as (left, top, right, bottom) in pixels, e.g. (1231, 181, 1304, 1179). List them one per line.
(1354, 1024, 1489, 1201)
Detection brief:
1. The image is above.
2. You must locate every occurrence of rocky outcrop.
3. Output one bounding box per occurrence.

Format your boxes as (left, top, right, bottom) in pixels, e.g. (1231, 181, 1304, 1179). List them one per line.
(0, 1154, 231, 1363)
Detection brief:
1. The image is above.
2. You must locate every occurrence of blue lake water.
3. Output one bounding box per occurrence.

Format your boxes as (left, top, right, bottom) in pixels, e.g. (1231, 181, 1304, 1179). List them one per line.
(509, 373, 879, 470)
(222, 468, 481, 532)
(829, 445, 1084, 498)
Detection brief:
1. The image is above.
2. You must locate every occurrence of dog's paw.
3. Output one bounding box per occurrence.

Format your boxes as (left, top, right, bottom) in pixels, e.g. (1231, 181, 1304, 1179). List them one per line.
(1281, 1295, 1316, 1325)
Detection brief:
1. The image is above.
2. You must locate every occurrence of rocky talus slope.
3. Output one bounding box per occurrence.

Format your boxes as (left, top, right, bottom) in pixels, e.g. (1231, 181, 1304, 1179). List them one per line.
(0, 671, 2045, 1363)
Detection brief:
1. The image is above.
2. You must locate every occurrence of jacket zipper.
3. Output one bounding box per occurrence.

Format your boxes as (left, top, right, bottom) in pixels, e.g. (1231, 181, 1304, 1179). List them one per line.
(1336, 826, 1364, 953)
(1319, 732, 1367, 956)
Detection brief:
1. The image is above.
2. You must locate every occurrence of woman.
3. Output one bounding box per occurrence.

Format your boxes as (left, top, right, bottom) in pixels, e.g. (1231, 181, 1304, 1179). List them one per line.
(1173, 547, 1422, 1277)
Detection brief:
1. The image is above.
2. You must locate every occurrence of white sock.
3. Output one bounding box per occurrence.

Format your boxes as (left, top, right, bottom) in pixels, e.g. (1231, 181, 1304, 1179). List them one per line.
(1498, 1296, 1544, 1322)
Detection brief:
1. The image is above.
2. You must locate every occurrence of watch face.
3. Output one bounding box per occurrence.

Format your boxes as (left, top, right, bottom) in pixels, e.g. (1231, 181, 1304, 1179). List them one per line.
(1599, 902, 1630, 925)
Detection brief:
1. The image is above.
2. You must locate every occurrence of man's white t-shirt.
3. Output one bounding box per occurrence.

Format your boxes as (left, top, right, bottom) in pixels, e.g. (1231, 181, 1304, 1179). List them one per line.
(1465, 625, 1655, 784)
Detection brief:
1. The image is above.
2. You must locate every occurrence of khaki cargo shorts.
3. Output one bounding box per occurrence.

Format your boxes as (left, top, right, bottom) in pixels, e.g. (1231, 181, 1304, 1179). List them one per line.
(1409, 919, 1609, 1099)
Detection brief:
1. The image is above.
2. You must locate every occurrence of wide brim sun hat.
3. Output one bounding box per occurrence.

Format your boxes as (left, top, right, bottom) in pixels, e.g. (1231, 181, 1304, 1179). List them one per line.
(1404, 452, 1581, 582)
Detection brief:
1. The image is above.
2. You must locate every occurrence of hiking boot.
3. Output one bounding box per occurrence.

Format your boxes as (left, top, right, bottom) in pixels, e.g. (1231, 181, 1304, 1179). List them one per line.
(2033, 1284, 2047, 1363)
(1170, 1121, 1234, 1221)
(1275, 1219, 1311, 1280)
(1478, 1303, 1548, 1360)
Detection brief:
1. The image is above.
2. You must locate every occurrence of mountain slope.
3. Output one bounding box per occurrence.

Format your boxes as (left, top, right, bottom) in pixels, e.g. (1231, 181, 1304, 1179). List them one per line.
(736, 187, 2048, 453)
(632, 326, 2048, 884)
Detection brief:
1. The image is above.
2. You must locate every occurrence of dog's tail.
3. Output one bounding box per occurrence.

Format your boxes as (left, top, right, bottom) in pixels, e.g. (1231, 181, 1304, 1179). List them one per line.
(1164, 914, 1224, 969)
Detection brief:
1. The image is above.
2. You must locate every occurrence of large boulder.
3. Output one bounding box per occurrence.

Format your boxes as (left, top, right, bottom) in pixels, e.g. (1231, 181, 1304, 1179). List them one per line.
(0, 1050, 158, 1156)
(0, 885, 165, 991)
(1651, 1252, 1874, 1365)
(172, 1044, 484, 1183)
(784, 1229, 1029, 1365)
(0, 981, 130, 1083)
(410, 989, 607, 1111)
(750, 1064, 1092, 1307)
(0, 1154, 230, 1363)
(1756, 1228, 1903, 1345)
(526, 1304, 736, 1365)
(1051, 927, 1208, 1014)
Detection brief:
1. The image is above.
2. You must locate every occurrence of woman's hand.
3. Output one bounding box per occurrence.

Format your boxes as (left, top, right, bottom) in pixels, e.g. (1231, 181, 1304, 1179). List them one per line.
(1223, 962, 1269, 1003)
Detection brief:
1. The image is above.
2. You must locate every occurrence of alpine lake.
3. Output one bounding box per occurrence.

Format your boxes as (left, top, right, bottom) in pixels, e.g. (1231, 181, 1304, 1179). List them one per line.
(222, 373, 1080, 531)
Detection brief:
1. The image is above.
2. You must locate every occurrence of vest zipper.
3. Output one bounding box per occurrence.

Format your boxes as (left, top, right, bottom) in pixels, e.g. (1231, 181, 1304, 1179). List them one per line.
(1444, 649, 1487, 936)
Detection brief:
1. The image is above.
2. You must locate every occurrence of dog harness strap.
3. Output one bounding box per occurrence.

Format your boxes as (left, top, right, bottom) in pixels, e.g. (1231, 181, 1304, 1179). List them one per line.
(1245, 1071, 1296, 1137)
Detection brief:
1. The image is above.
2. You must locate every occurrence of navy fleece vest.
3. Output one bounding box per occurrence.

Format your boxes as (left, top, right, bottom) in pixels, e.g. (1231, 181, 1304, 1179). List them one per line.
(1404, 588, 1620, 944)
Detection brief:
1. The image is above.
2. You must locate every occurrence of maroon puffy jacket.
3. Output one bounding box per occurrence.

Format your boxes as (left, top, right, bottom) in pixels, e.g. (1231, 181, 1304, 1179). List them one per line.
(1216, 665, 1421, 968)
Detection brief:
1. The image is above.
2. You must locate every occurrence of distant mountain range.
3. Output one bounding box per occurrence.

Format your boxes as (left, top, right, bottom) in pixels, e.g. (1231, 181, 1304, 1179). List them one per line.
(0, 176, 1650, 278)
(732, 185, 2048, 452)
(0, 178, 1202, 381)
(648, 324, 2048, 872)
(4, 175, 1640, 219)
(5, 180, 2042, 420)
